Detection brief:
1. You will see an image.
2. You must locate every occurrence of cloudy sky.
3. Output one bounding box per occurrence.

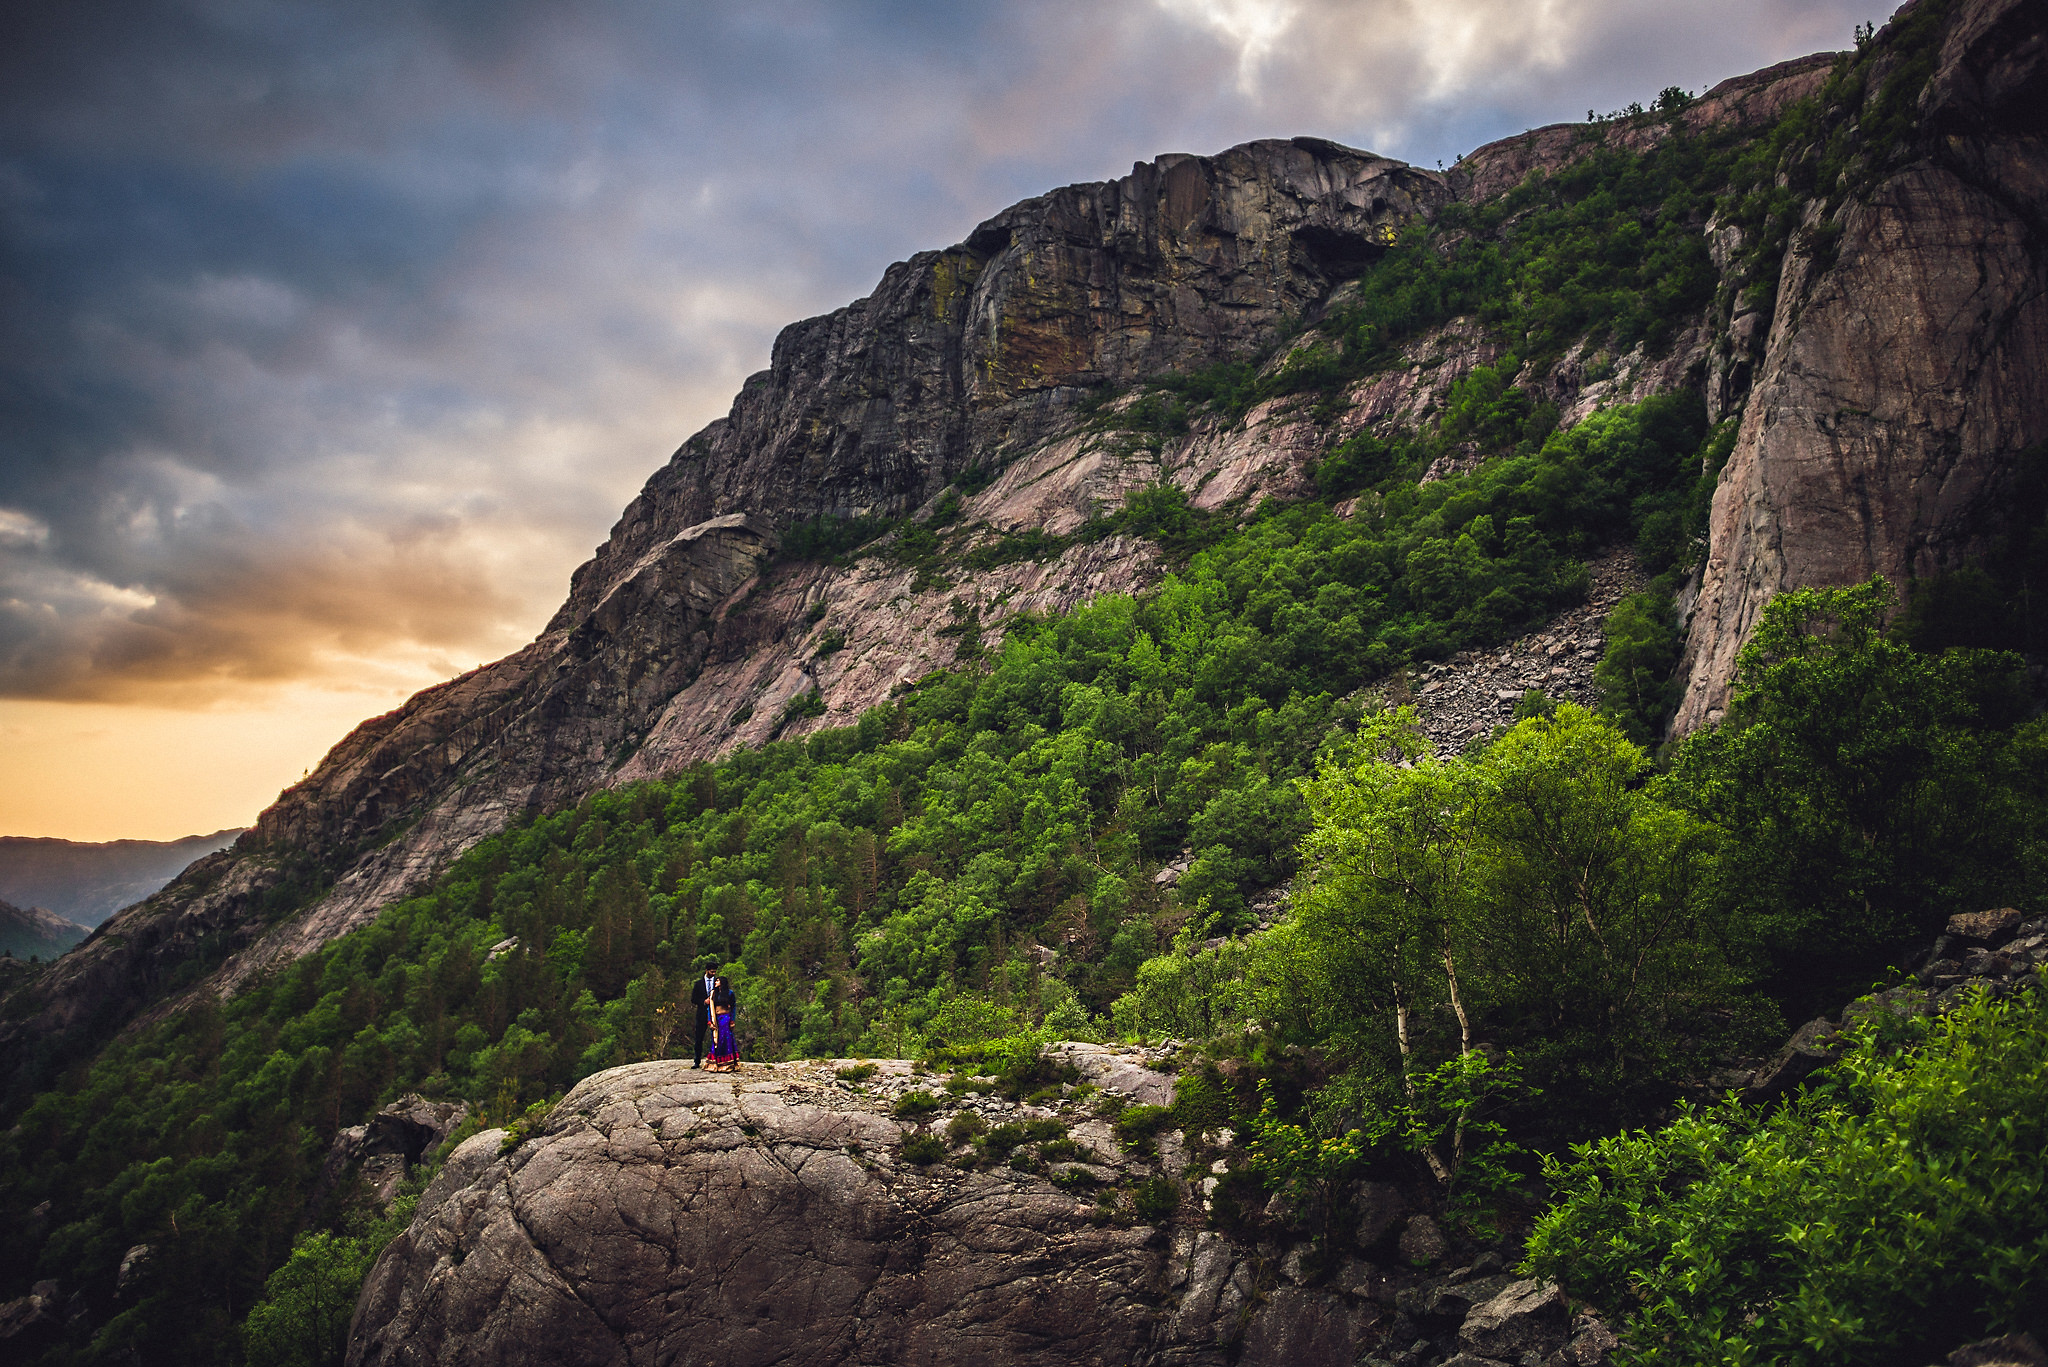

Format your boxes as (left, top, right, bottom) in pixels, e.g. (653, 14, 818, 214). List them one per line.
(1, 0, 1889, 841)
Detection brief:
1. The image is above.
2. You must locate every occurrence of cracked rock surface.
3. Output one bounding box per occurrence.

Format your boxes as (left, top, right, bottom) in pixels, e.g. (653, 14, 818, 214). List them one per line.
(349, 1060, 1164, 1367)
(349, 1050, 1561, 1367)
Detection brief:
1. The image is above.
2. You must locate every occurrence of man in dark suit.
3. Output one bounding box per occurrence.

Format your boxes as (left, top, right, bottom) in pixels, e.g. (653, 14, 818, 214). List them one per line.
(690, 967, 718, 1068)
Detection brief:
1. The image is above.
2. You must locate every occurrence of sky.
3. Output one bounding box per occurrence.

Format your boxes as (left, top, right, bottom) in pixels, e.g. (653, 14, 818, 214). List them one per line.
(0, 0, 1893, 842)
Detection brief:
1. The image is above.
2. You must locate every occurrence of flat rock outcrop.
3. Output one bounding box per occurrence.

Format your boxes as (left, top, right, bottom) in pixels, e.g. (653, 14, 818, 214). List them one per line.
(347, 1054, 1608, 1367)
(350, 1059, 1174, 1367)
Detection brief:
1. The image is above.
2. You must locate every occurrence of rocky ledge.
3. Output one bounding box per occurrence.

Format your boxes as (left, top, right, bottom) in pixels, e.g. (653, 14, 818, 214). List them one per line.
(345, 1046, 1598, 1367)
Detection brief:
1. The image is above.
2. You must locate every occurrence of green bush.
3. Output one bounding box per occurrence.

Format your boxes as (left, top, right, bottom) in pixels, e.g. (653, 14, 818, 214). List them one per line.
(1132, 1176, 1181, 1223)
(1595, 591, 1680, 742)
(1527, 979, 2048, 1367)
(945, 1111, 987, 1144)
(241, 1232, 375, 1367)
(1114, 1104, 1176, 1154)
(980, 1123, 1032, 1160)
(780, 513, 897, 565)
(1664, 577, 2045, 1013)
(893, 1090, 942, 1119)
(900, 1133, 947, 1165)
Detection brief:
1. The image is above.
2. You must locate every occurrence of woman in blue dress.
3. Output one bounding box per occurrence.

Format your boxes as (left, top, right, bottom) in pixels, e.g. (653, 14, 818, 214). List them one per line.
(708, 975, 739, 1071)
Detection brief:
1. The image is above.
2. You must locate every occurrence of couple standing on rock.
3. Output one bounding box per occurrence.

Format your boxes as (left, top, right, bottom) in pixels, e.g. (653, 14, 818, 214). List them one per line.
(690, 969, 739, 1071)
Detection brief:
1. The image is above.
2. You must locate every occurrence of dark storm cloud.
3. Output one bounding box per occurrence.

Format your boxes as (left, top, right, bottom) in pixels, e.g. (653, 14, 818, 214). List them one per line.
(0, 0, 1891, 703)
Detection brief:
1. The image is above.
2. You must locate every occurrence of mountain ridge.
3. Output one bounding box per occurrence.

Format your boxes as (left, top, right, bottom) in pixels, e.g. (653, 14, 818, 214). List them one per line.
(0, 897, 86, 963)
(0, 830, 243, 930)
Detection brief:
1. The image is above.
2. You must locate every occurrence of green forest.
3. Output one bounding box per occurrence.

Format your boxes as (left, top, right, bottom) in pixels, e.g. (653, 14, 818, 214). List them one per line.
(4, 19, 2045, 1366)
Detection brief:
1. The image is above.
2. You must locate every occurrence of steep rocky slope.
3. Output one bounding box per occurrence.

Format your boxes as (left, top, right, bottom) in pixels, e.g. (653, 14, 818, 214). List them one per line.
(4, 0, 2042, 1097)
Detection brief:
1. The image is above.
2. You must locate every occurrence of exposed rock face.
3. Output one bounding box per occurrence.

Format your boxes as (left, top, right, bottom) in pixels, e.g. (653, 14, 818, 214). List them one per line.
(1447, 53, 1839, 204)
(568, 140, 1445, 580)
(350, 1059, 1170, 1367)
(1673, 0, 2048, 730)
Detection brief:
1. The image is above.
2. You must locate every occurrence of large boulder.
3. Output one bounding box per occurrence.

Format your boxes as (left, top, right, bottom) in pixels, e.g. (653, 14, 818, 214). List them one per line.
(348, 1061, 1167, 1367)
(1946, 908, 2023, 948)
(363, 1093, 468, 1164)
(1459, 1279, 1570, 1361)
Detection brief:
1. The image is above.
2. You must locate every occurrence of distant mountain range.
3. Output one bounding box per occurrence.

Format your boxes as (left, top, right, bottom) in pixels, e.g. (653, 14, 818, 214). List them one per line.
(0, 830, 242, 929)
(0, 896, 87, 961)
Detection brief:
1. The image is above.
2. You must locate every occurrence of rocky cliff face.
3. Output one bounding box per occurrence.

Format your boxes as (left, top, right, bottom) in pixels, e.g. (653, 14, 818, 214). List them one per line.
(1674, 0, 2048, 728)
(5, 0, 2042, 1093)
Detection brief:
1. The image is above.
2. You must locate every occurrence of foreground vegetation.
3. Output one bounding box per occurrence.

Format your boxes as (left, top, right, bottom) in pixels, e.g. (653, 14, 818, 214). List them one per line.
(6, 21, 2045, 1363)
(1529, 982, 2048, 1367)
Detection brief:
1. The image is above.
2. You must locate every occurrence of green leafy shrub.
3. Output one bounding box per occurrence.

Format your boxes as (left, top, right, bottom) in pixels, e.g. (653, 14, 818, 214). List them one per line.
(1527, 980, 2048, 1367)
(900, 1133, 947, 1165)
(1245, 1079, 1368, 1234)
(893, 1090, 942, 1119)
(776, 690, 827, 730)
(1114, 1104, 1176, 1155)
(1168, 1061, 1238, 1136)
(241, 1231, 375, 1367)
(1595, 591, 1680, 742)
(944, 1111, 987, 1145)
(1665, 577, 2045, 1013)
(834, 1062, 878, 1083)
(1132, 1176, 1180, 1223)
(980, 1123, 1031, 1160)
(780, 513, 897, 565)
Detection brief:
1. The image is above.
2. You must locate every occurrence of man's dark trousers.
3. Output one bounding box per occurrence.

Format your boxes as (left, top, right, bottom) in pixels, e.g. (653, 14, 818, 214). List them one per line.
(689, 974, 714, 1066)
